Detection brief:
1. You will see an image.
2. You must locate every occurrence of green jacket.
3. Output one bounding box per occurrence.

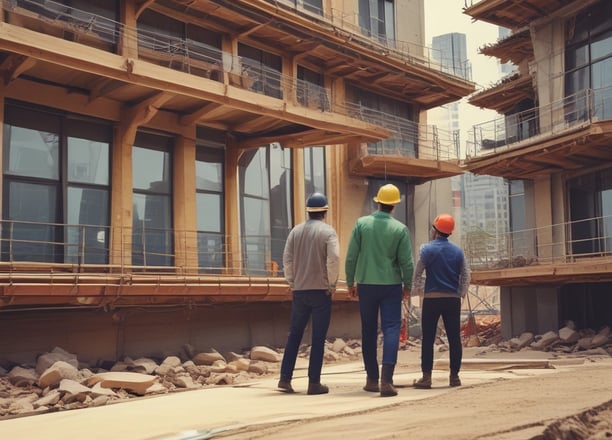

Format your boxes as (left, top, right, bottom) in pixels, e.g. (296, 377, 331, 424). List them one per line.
(345, 211, 413, 287)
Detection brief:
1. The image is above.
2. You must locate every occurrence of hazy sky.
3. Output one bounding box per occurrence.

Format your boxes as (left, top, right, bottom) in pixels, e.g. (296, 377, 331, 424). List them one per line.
(424, 0, 503, 148)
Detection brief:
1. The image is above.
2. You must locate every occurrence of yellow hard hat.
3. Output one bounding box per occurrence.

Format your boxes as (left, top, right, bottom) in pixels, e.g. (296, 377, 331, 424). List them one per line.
(373, 184, 401, 205)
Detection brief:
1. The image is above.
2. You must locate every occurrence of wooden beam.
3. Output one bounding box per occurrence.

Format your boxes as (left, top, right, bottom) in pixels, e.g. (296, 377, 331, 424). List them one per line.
(0, 54, 36, 85)
(179, 102, 223, 125)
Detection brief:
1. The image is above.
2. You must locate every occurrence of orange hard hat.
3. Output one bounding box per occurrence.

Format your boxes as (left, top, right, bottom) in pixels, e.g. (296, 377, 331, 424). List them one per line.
(433, 214, 455, 235)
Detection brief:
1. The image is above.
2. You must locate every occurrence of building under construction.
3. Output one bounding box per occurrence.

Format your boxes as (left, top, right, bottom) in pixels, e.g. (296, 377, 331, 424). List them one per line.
(0, 0, 475, 364)
(463, 0, 612, 338)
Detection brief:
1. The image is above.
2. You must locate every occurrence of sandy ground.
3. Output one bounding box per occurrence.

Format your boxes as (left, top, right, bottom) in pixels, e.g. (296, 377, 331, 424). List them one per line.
(217, 347, 612, 440)
(1, 346, 610, 440)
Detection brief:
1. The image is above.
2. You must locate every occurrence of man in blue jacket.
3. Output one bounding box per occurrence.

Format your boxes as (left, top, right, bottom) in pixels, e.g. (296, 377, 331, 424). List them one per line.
(412, 213, 470, 388)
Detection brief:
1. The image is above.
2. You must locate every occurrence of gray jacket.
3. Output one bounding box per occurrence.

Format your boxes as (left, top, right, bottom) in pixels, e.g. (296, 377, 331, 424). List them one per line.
(283, 219, 339, 291)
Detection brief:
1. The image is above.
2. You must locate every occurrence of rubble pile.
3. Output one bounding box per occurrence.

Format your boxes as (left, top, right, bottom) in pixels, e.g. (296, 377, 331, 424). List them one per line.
(500, 322, 612, 356)
(0, 339, 363, 419)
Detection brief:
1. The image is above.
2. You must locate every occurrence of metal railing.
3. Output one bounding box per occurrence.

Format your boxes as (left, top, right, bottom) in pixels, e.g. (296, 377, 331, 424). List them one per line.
(4, 0, 460, 161)
(463, 214, 612, 270)
(0, 219, 290, 278)
(264, 0, 473, 81)
(344, 102, 460, 160)
(467, 86, 612, 158)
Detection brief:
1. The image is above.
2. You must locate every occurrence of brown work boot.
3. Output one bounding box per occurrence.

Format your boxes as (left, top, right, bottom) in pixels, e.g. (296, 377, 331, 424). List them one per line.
(380, 381, 398, 397)
(277, 379, 294, 393)
(363, 378, 380, 392)
(449, 373, 461, 387)
(307, 383, 329, 395)
(380, 364, 397, 397)
(413, 372, 432, 389)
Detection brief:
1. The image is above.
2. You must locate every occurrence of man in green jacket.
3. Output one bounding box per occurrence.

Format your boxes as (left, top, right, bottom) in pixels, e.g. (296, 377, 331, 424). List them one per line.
(345, 183, 414, 397)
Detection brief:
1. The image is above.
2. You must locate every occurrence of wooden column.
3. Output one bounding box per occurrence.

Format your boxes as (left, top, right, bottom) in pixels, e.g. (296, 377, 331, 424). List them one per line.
(225, 138, 242, 275)
(173, 131, 198, 274)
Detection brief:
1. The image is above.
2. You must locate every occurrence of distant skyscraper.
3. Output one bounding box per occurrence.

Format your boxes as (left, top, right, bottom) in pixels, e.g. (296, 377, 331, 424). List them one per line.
(460, 173, 509, 259)
(432, 32, 469, 79)
(498, 27, 515, 75)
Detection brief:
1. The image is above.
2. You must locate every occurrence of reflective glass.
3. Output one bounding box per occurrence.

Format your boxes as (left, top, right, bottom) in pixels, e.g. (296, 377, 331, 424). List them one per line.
(4, 126, 59, 180)
(68, 137, 109, 184)
(132, 146, 171, 192)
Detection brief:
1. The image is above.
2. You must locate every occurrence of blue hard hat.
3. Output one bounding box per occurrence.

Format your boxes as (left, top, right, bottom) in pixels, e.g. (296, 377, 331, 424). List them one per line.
(306, 193, 329, 212)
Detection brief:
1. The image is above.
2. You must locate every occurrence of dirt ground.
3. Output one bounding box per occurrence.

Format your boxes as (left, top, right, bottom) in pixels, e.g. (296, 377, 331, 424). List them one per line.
(218, 347, 612, 440)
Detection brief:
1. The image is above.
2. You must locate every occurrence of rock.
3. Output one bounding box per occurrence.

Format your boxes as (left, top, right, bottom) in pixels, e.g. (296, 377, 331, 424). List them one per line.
(559, 327, 579, 343)
(85, 372, 158, 396)
(8, 367, 38, 386)
(193, 351, 226, 365)
(331, 338, 347, 353)
(250, 346, 281, 362)
(36, 348, 78, 375)
(39, 361, 80, 388)
(33, 389, 61, 408)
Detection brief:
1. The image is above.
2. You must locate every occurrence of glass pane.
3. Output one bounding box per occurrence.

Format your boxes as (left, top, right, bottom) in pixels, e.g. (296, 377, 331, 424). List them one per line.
(196, 193, 221, 232)
(132, 146, 171, 192)
(243, 147, 268, 198)
(4, 181, 58, 262)
(68, 137, 109, 184)
(270, 145, 292, 271)
(67, 187, 109, 264)
(197, 231, 224, 273)
(195, 160, 222, 191)
(591, 29, 612, 62)
(132, 193, 173, 267)
(4, 126, 59, 180)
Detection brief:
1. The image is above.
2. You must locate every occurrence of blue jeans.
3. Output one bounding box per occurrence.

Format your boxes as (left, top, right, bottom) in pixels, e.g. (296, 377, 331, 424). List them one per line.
(358, 284, 402, 380)
(421, 297, 462, 374)
(280, 290, 332, 384)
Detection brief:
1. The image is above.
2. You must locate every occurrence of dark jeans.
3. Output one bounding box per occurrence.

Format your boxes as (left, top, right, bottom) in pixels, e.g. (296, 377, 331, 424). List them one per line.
(358, 284, 402, 380)
(280, 290, 332, 384)
(421, 296, 462, 374)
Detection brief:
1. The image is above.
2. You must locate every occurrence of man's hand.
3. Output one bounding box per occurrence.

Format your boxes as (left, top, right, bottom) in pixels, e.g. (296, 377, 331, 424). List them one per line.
(402, 287, 411, 301)
(348, 286, 358, 299)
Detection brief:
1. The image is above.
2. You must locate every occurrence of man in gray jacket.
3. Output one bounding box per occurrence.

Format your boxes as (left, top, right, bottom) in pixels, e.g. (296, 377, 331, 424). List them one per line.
(278, 192, 339, 395)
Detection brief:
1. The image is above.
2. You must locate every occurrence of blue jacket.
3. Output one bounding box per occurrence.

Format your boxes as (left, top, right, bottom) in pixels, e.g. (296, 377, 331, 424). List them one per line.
(412, 237, 470, 297)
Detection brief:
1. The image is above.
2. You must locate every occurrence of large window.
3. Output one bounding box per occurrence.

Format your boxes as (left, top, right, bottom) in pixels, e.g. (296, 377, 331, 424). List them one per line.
(2, 103, 111, 264)
(304, 146, 326, 200)
(238, 43, 283, 99)
(239, 144, 292, 276)
(132, 132, 173, 267)
(297, 66, 329, 111)
(138, 9, 223, 80)
(568, 169, 612, 256)
(565, 2, 612, 120)
(347, 84, 416, 157)
(359, 0, 395, 43)
(196, 128, 225, 273)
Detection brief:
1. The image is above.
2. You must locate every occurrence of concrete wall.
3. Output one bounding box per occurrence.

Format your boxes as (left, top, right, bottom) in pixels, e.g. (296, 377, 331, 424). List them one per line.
(0, 302, 361, 366)
(500, 286, 559, 339)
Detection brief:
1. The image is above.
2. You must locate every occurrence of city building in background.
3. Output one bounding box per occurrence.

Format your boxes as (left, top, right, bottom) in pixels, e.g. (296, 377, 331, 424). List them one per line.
(463, 0, 612, 338)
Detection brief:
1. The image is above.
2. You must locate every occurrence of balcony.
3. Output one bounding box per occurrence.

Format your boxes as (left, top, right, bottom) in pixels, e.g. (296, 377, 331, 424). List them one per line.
(347, 104, 463, 183)
(464, 87, 612, 179)
(0, 0, 389, 149)
(464, 214, 612, 286)
(0, 219, 315, 308)
(264, 0, 473, 81)
(463, 0, 578, 29)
